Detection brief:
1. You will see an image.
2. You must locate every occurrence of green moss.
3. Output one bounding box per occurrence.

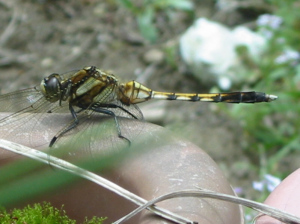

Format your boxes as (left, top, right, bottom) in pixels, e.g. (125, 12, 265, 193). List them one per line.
(0, 202, 106, 224)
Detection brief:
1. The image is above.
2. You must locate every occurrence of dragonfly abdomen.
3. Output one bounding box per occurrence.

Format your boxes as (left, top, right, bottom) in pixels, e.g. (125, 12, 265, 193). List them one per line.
(151, 91, 277, 103)
(217, 91, 277, 103)
(119, 80, 277, 104)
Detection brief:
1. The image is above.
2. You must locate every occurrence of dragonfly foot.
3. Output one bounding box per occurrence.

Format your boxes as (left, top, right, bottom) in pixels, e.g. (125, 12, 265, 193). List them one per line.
(119, 135, 131, 147)
(49, 137, 57, 147)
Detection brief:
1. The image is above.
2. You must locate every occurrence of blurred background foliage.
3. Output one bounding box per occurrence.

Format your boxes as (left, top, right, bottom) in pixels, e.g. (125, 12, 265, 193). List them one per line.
(117, 0, 194, 43)
(229, 0, 300, 176)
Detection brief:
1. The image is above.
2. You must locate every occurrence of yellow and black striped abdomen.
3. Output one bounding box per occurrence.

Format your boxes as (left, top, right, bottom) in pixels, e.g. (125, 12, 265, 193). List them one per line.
(151, 91, 276, 103)
(118, 80, 277, 104)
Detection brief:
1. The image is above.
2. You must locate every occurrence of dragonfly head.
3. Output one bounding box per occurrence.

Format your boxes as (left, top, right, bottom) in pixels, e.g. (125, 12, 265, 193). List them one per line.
(40, 73, 63, 102)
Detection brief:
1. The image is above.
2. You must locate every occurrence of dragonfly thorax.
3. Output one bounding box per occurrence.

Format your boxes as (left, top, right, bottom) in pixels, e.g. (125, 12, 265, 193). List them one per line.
(40, 67, 122, 108)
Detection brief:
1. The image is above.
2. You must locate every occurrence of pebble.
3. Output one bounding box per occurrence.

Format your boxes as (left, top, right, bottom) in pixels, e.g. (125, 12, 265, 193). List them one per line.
(143, 49, 165, 64)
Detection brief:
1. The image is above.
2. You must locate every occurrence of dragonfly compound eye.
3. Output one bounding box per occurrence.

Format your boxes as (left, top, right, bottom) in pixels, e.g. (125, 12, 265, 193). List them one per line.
(40, 73, 62, 102)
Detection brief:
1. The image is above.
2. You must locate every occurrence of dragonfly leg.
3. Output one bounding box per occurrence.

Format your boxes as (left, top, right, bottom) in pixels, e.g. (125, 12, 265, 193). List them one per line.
(96, 103, 140, 120)
(92, 107, 131, 145)
(49, 104, 79, 147)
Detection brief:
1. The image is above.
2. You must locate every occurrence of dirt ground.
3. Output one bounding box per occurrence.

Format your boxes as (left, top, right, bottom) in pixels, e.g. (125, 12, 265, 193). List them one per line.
(0, 0, 278, 220)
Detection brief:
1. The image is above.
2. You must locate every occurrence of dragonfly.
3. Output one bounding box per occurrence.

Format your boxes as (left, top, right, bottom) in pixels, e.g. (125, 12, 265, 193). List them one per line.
(0, 66, 277, 152)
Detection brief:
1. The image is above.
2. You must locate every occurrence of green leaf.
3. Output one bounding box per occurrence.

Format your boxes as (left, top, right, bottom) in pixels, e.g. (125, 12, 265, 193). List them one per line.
(137, 7, 158, 43)
(157, 0, 194, 10)
(117, 0, 139, 14)
(117, 0, 133, 9)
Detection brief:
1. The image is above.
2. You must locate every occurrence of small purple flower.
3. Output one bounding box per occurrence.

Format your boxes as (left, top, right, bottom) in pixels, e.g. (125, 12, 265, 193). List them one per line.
(252, 181, 264, 191)
(233, 187, 243, 195)
(275, 49, 300, 64)
(264, 174, 281, 192)
(257, 14, 283, 29)
(252, 174, 281, 192)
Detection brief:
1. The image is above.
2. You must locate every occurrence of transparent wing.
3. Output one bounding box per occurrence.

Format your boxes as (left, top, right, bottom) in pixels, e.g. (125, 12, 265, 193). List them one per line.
(0, 89, 144, 161)
(48, 100, 145, 163)
(0, 86, 71, 127)
(0, 88, 72, 159)
(0, 87, 42, 112)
